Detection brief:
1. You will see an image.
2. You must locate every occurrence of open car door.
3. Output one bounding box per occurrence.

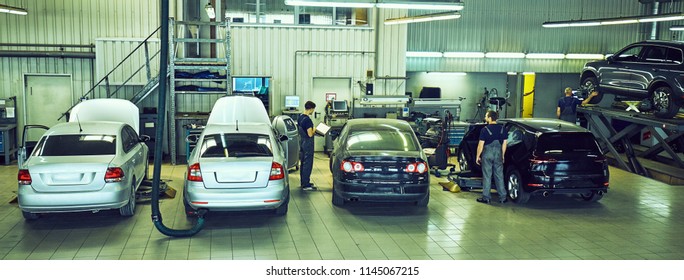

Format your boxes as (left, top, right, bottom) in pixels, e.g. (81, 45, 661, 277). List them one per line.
(18, 125, 50, 168)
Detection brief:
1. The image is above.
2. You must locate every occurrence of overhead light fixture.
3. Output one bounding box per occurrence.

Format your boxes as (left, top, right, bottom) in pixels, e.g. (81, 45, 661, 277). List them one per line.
(284, 0, 375, 8)
(543, 12, 684, 28)
(566, 54, 604, 60)
(377, 1, 464, 11)
(443, 52, 485, 58)
(285, 0, 464, 10)
(670, 25, 684, 31)
(426, 72, 467, 75)
(0, 4, 28, 15)
(385, 11, 460, 25)
(507, 72, 517, 75)
(485, 52, 526, 59)
(205, 2, 216, 19)
(523, 72, 536, 75)
(406, 51, 442, 58)
(525, 53, 565, 59)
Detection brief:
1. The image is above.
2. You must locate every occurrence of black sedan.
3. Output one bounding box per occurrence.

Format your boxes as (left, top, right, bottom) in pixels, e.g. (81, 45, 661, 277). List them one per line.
(458, 118, 609, 203)
(329, 119, 430, 206)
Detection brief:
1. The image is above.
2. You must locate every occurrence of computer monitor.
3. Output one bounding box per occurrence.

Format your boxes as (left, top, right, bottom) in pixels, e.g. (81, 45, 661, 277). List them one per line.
(284, 95, 300, 110)
(332, 100, 348, 112)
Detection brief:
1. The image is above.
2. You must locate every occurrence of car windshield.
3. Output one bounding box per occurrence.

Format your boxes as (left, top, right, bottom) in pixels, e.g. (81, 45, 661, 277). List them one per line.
(34, 134, 117, 156)
(536, 133, 600, 155)
(199, 133, 273, 158)
(345, 130, 419, 151)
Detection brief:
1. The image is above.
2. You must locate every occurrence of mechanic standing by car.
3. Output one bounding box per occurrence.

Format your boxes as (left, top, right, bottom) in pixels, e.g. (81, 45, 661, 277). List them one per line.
(476, 110, 508, 204)
(557, 87, 598, 123)
(298, 101, 317, 191)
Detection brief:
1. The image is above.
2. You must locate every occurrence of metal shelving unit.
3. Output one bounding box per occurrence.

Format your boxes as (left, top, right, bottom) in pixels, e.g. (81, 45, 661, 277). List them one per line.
(169, 18, 231, 165)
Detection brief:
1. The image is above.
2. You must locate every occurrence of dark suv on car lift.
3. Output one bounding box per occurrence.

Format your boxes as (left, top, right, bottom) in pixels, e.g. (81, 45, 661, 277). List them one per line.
(457, 119, 610, 203)
(580, 40, 684, 118)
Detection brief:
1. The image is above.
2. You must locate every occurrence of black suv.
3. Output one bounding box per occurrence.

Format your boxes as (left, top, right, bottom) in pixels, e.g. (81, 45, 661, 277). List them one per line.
(581, 40, 684, 118)
(457, 119, 609, 203)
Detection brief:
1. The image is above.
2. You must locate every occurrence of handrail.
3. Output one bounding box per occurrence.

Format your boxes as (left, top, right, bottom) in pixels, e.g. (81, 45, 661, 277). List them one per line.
(58, 26, 162, 120)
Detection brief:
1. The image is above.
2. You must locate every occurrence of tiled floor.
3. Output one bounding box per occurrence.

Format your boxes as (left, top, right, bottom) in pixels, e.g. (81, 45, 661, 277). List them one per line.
(1, 153, 684, 260)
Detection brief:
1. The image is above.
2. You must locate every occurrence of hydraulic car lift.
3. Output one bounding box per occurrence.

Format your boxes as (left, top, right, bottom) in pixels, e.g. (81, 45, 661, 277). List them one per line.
(577, 106, 684, 178)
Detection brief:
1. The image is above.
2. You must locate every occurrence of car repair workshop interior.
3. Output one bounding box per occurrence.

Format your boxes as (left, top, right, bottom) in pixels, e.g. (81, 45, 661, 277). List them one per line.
(2, 0, 684, 264)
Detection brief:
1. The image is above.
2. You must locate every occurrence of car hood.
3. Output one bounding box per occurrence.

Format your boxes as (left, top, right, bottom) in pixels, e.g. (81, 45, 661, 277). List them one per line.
(69, 99, 140, 134)
(207, 96, 271, 126)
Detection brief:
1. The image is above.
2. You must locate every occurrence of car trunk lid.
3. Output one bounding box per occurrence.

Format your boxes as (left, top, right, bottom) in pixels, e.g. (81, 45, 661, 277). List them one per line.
(343, 151, 427, 184)
(199, 157, 272, 188)
(26, 155, 115, 192)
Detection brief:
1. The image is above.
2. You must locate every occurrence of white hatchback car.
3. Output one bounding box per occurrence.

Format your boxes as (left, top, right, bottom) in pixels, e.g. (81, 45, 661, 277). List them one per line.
(183, 96, 295, 216)
(18, 99, 149, 220)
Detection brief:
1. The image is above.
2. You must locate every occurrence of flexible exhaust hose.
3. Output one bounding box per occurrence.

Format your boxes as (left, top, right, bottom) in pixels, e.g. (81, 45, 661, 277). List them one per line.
(151, 0, 205, 237)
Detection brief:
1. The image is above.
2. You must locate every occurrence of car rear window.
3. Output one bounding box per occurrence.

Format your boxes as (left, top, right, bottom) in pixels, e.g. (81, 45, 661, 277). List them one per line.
(200, 133, 273, 158)
(346, 130, 420, 151)
(535, 133, 600, 155)
(35, 135, 117, 156)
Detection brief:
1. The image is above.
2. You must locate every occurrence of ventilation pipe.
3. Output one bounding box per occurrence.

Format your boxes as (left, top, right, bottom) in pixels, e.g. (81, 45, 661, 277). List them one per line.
(151, 0, 205, 237)
(650, 1, 659, 40)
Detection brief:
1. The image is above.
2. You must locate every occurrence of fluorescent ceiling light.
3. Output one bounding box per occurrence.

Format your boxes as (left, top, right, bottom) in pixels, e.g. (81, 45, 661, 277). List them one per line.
(485, 52, 526, 58)
(507, 72, 517, 75)
(543, 12, 684, 28)
(523, 72, 536, 75)
(443, 52, 485, 58)
(406, 51, 442, 58)
(385, 11, 460, 25)
(205, 3, 216, 19)
(427, 72, 467, 76)
(377, 1, 464, 11)
(284, 0, 376, 8)
(285, 0, 465, 10)
(670, 25, 684, 31)
(566, 53, 604, 60)
(0, 4, 28, 15)
(525, 53, 565, 59)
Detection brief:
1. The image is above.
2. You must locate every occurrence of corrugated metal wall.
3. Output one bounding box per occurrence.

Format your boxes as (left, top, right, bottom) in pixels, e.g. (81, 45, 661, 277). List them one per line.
(406, 0, 684, 73)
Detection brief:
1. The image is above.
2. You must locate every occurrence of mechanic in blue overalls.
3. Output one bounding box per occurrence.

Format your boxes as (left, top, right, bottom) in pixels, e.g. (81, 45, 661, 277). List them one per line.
(476, 110, 508, 204)
(557, 87, 598, 123)
(297, 101, 317, 191)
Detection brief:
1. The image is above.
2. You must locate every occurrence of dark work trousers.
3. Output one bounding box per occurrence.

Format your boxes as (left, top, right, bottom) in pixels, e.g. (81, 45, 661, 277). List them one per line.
(299, 136, 314, 188)
(481, 140, 507, 201)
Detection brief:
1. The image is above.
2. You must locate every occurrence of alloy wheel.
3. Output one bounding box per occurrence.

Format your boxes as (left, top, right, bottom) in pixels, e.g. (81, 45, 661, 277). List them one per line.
(652, 89, 670, 112)
(507, 172, 520, 199)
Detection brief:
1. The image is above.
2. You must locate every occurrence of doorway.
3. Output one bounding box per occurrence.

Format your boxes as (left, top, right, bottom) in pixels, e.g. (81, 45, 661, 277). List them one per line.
(23, 74, 74, 140)
(310, 77, 351, 152)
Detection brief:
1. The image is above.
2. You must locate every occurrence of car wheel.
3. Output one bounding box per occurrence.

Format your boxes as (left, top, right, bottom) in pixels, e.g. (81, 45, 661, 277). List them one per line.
(275, 193, 289, 216)
(506, 168, 530, 204)
(580, 191, 604, 202)
(119, 181, 136, 217)
(651, 86, 680, 118)
(332, 183, 345, 206)
(22, 211, 40, 220)
(581, 76, 602, 104)
(458, 149, 469, 171)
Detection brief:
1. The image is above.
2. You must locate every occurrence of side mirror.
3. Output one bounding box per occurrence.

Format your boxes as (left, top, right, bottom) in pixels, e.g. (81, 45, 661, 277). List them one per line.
(186, 134, 199, 144)
(278, 134, 289, 142)
(139, 135, 151, 142)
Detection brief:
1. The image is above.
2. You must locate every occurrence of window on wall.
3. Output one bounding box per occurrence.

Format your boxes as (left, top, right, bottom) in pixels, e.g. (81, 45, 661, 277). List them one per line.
(222, 1, 369, 26)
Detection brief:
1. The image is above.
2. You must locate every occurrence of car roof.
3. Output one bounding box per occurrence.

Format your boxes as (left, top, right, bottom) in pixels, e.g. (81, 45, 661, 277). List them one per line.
(632, 40, 684, 48)
(202, 123, 273, 135)
(500, 118, 590, 133)
(44, 121, 125, 136)
(345, 118, 413, 131)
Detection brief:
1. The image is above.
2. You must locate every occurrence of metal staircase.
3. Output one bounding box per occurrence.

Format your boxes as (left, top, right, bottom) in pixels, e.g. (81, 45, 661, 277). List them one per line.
(168, 18, 231, 165)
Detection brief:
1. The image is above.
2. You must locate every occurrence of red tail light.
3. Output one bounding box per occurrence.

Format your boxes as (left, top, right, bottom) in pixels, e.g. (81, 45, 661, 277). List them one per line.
(269, 162, 285, 180)
(341, 160, 364, 173)
(527, 183, 544, 187)
(406, 162, 428, 174)
(604, 182, 610, 187)
(187, 163, 203, 182)
(18, 169, 32, 185)
(104, 167, 124, 183)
